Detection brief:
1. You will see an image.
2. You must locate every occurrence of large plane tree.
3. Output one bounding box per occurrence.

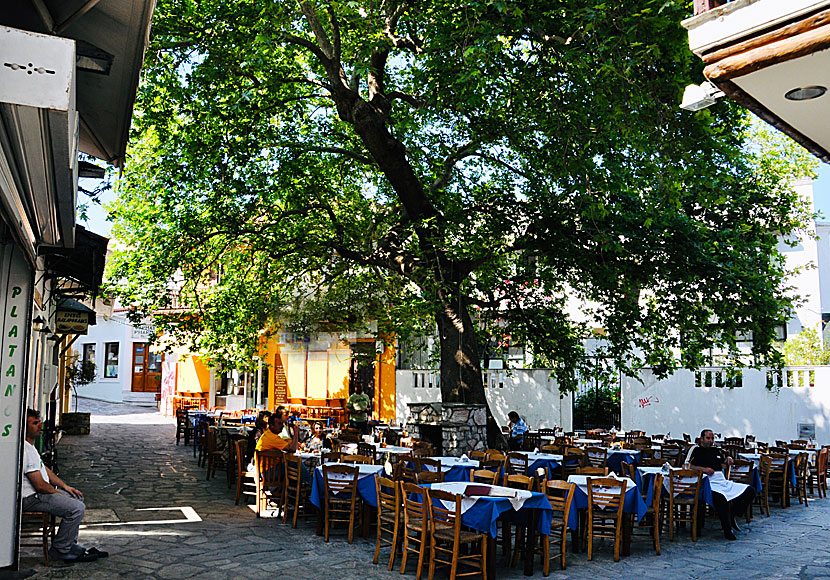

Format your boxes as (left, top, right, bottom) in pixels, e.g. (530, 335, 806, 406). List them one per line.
(109, 0, 813, 444)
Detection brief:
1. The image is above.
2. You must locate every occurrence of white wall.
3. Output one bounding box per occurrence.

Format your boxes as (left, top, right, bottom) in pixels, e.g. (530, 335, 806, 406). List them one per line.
(71, 314, 132, 402)
(621, 366, 830, 443)
(396, 369, 573, 432)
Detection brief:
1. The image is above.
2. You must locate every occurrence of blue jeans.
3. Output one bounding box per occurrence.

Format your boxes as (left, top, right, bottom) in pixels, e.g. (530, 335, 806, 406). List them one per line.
(22, 490, 85, 554)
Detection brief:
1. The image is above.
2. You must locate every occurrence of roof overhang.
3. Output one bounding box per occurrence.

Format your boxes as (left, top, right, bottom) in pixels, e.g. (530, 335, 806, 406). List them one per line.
(684, 0, 830, 163)
(45, 224, 109, 298)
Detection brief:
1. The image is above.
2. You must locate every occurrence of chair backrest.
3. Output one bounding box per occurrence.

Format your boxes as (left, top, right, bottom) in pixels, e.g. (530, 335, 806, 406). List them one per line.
(758, 454, 772, 487)
(505, 473, 534, 491)
(524, 432, 542, 451)
(632, 437, 652, 446)
(425, 488, 461, 535)
(485, 449, 505, 461)
(553, 436, 573, 447)
(669, 469, 702, 499)
(342, 454, 374, 464)
(576, 466, 609, 476)
(470, 469, 499, 484)
(538, 428, 557, 437)
(234, 439, 248, 474)
(775, 440, 789, 448)
(505, 452, 529, 475)
(357, 442, 378, 461)
(768, 452, 790, 477)
(470, 450, 487, 461)
(401, 481, 428, 528)
(586, 477, 627, 515)
(724, 437, 744, 446)
(639, 457, 665, 467)
(393, 460, 419, 483)
(793, 452, 808, 477)
(376, 475, 401, 518)
(540, 444, 563, 455)
(745, 434, 756, 444)
(255, 449, 284, 490)
(322, 463, 359, 495)
(415, 470, 444, 484)
(721, 444, 745, 460)
(416, 457, 442, 472)
(543, 480, 575, 524)
(284, 453, 303, 486)
(585, 446, 607, 468)
(321, 451, 341, 464)
(727, 458, 754, 484)
(206, 426, 219, 452)
(650, 473, 664, 512)
(682, 433, 691, 443)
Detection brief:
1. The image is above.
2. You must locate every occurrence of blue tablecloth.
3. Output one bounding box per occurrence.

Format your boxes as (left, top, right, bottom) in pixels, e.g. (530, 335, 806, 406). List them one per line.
(637, 468, 715, 507)
(739, 453, 795, 489)
(310, 464, 383, 509)
(566, 475, 647, 531)
(606, 450, 641, 473)
(424, 483, 553, 538)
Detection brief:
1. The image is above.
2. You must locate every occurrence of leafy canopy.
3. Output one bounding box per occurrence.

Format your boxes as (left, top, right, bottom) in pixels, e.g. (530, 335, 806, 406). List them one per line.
(108, 0, 812, 386)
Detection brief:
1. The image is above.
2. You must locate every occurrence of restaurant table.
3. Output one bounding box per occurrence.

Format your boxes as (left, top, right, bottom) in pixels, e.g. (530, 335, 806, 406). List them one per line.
(606, 449, 641, 473)
(573, 438, 602, 446)
(636, 466, 715, 507)
(310, 463, 384, 509)
(424, 481, 553, 577)
(514, 451, 562, 478)
(739, 453, 797, 487)
(340, 442, 412, 457)
(426, 456, 480, 482)
(566, 474, 646, 558)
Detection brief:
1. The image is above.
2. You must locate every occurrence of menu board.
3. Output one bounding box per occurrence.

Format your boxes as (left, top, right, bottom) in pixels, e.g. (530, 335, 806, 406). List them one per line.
(273, 353, 288, 404)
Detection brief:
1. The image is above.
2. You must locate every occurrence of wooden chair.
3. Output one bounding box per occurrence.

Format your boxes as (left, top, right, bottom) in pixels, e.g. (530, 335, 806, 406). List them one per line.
(321, 451, 341, 464)
(724, 437, 745, 446)
(234, 439, 256, 505)
(561, 449, 586, 479)
(204, 426, 227, 480)
(393, 460, 419, 483)
(540, 444, 563, 455)
(656, 444, 682, 467)
(254, 449, 284, 517)
(416, 457, 442, 473)
(767, 452, 790, 508)
(282, 453, 309, 528)
(539, 480, 575, 574)
(538, 428, 557, 437)
(470, 450, 487, 461)
(505, 452, 529, 476)
(809, 447, 828, 498)
(175, 409, 193, 445)
(20, 511, 55, 563)
(553, 436, 573, 447)
(792, 452, 810, 506)
(630, 473, 662, 555)
(666, 469, 702, 541)
(758, 455, 772, 517)
(400, 482, 430, 580)
(426, 488, 488, 580)
(584, 447, 607, 469)
(639, 457, 665, 467)
(470, 469, 499, 484)
(586, 477, 627, 562)
(322, 463, 360, 543)
(342, 454, 374, 464)
(226, 433, 246, 489)
(485, 450, 506, 462)
(358, 442, 379, 462)
(523, 432, 542, 451)
(727, 458, 756, 522)
(374, 475, 402, 570)
(575, 466, 609, 476)
(415, 470, 444, 484)
(504, 474, 535, 567)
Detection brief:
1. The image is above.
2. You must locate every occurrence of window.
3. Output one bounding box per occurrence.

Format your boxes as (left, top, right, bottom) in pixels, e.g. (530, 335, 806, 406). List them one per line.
(82, 344, 95, 366)
(104, 343, 119, 378)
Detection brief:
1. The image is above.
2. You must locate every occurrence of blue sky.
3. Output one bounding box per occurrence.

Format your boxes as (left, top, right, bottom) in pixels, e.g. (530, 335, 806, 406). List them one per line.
(815, 163, 830, 221)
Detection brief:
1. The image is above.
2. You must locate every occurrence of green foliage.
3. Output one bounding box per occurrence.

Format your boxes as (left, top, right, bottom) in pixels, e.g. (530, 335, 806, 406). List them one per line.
(573, 386, 620, 430)
(107, 0, 811, 388)
(67, 356, 96, 387)
(780, 327, 830, 366)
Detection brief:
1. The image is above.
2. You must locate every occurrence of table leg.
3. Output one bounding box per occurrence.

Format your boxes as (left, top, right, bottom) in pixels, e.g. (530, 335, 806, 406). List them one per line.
(315, 506, 324, 536)
(622, 514, 632, 557)
(486, 534, 496, 580)
(523, 511, 537, 576)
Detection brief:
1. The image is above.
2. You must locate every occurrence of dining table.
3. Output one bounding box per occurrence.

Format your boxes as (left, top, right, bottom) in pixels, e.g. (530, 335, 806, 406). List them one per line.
(423, 481, 553, 578)
(423, 456, 481, 482)
(605, 448, 642, 473)
(514, 451, 563, 478)
(738, 453, 797, 487)
(636, 466, 715, 507)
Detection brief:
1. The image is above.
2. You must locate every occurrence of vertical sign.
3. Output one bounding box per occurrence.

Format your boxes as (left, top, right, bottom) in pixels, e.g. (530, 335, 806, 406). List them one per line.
(0, 244, 33, 567)
(160, 354, 178, 416)
(273, 353, 288, 405)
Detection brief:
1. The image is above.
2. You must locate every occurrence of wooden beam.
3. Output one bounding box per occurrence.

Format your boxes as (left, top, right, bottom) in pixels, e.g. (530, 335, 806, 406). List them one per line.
(703, 8, 830, 64)
(704, 23, 830, 81)
(716, 79, 830, 164)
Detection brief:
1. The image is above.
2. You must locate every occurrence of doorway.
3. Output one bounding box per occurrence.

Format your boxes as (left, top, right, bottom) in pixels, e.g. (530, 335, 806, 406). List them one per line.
(349, 342, 376, 405)
(131, 342, 162, 393)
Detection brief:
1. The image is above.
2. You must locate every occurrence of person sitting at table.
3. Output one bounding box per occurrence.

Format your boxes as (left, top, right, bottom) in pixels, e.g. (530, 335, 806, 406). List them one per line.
(256, 411, 312, 482)
(687, 429, 755, 541)
(507, 411, 529, 450)
(303, 422, 329, 452)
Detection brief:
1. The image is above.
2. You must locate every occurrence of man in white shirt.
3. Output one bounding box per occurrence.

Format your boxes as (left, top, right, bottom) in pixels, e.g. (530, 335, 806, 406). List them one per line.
(21, 409, 104, 562)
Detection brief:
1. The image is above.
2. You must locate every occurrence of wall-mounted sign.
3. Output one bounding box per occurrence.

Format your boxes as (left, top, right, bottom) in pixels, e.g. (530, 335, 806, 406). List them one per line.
(55, 310, 89, 335)
(0, 244, 33, 567)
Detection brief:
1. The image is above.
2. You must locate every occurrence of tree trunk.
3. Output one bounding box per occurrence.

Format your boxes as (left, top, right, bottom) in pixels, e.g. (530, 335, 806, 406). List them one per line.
(435, 286, 508, 449)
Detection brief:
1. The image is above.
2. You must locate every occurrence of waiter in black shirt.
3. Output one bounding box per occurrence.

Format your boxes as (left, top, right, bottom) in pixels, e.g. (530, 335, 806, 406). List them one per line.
(687, 429, 755, 540)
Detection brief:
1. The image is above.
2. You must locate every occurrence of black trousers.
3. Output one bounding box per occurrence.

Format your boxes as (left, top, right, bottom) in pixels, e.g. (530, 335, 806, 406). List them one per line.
(712, 486, 756, 532)
(348, 420, 369, 435)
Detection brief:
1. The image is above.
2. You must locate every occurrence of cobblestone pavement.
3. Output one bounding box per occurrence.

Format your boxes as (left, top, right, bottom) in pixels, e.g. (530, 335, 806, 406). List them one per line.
(8, 398, 830, 579)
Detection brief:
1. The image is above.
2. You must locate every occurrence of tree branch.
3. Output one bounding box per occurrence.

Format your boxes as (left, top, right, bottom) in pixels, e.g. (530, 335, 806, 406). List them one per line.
(387, 91, 425, 109)
(430, 140, 480, 193)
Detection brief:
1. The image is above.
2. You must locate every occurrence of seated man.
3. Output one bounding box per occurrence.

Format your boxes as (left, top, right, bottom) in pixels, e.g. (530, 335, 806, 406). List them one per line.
(255, 411, 311, 483)
(507, 411, 529, 451)
(687, 429, 756, 541)
(21, 409, 105, 562)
